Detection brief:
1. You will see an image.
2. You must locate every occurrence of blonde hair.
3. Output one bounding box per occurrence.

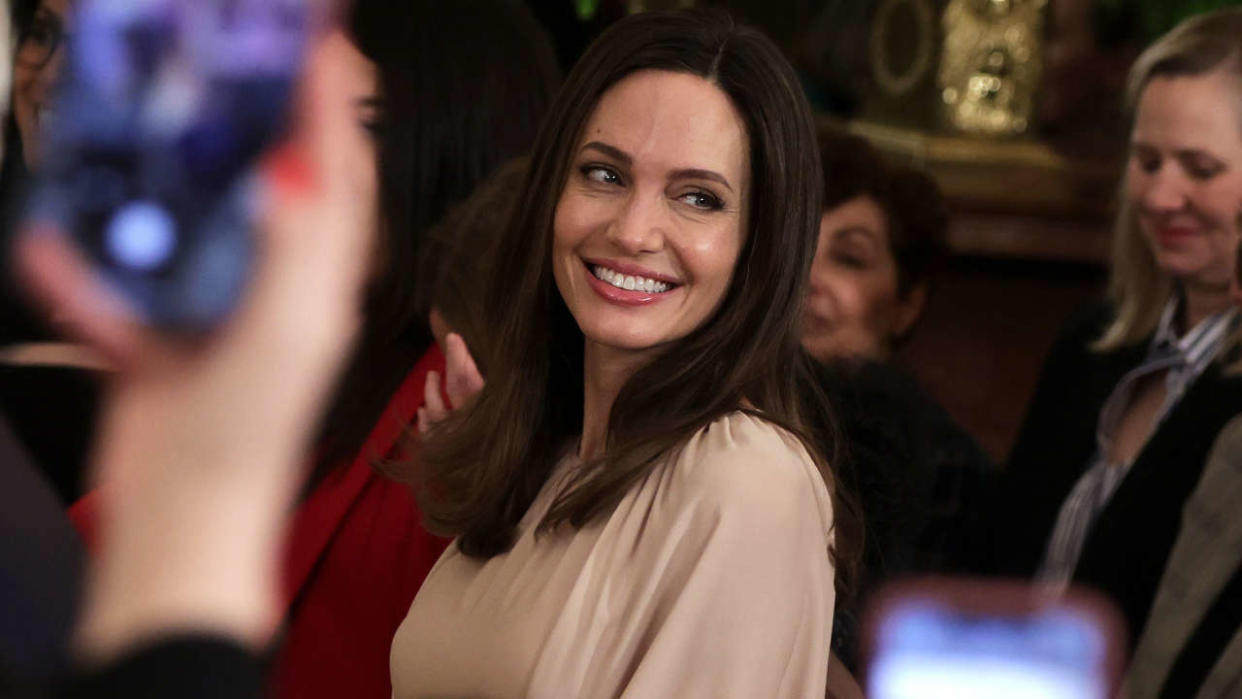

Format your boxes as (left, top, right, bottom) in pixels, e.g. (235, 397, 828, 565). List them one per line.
(1094, 7, 1242, 352)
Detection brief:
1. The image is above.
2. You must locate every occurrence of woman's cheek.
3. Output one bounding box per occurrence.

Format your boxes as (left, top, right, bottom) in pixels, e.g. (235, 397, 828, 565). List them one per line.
(829, 272, 875, 327)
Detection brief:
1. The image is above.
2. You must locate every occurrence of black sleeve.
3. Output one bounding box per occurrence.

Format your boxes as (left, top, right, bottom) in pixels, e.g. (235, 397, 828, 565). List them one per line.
(913, 400, 998, 577)
(0, 418, 84, 684)
(61, 637, 261, 699)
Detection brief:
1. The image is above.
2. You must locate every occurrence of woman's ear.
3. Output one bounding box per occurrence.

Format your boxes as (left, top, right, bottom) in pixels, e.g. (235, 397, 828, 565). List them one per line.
(892, 282, 928, 339)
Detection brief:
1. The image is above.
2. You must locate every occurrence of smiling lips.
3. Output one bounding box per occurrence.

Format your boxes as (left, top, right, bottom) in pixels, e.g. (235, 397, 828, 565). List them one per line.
(1153, 224, 1199, 246)
(584, 260, 679, 305)
(592, 264, 672, 293)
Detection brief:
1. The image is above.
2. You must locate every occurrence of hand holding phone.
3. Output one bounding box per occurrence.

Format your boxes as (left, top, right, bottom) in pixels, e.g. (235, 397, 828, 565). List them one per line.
(23, 0, 315, 330)
(17, 28, 378, 658)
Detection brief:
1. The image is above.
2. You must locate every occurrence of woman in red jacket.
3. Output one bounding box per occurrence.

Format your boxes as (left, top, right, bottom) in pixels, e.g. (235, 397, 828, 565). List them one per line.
(70, 2, 561, 698)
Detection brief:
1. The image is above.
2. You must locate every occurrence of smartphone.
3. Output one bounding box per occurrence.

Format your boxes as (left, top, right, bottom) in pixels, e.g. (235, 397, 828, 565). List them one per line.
(23, 0, 313, 329)
(863, 577, 1125, 699)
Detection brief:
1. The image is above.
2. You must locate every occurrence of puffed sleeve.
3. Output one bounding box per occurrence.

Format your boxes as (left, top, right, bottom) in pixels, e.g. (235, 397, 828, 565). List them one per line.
(528, 412, 837, 698)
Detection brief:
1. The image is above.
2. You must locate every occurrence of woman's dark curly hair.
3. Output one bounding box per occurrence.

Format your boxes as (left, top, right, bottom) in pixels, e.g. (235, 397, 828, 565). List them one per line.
(818, 125, 949, 298)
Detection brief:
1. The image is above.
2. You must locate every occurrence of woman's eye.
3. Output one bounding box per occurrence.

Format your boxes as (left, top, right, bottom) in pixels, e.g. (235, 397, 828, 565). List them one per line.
(356, 99, 385, 138)
(582, 165, 622, 186)
(23, 22, 54, 48)
(1185, 157, 1224, 181)
(358, 110, 384, 137)
(677, 190, 723, 211)
(1133, 154, 1160, 174)
(831, 251, 869, 269)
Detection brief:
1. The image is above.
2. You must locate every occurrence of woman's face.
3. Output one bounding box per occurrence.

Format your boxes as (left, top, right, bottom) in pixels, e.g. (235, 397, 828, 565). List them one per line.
(801, 195, 923, 361)
(333, 30, 381, 272)
(1128, 70, 1242, 292)
(13, 0, 71, 169)
(1233, 228, 1242, 309)
(552, 69, 749, 357)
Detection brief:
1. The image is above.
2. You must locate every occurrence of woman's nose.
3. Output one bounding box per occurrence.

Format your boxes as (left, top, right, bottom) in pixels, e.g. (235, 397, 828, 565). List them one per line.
(1140, 167, 1189, 213)
(606, 193, 665, 255)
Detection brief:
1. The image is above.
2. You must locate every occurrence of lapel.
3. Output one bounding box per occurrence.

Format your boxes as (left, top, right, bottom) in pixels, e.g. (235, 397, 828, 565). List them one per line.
(1073, 366, 1242, 646)
(1051, 337, 1147, 497)
(1125, 416, 1242, 696)
(278, 344, 444, 615)
(1115, 367, 1242, 514)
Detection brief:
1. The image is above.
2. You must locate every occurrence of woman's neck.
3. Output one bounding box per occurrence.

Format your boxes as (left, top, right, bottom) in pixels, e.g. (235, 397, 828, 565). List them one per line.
(1182, 283, 1233, 333)
(579, 341, 651, 460)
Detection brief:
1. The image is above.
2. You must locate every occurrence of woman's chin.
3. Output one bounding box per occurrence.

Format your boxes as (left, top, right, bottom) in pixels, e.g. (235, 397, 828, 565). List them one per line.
(582, 332, 662, 356)
(1159, 262, 1234, 291)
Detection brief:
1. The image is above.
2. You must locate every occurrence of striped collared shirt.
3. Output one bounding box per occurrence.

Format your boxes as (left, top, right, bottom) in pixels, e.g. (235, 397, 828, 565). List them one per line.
(1038, 298, 1239, 589)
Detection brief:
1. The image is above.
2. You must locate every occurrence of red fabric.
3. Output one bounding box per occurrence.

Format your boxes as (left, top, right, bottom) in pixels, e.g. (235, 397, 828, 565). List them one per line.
(68, 344, 452, 699)
(68, 489, 102, 552)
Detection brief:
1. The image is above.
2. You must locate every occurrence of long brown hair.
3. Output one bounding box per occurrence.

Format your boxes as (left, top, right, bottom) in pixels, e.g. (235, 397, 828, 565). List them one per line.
(413, 9, 856, 594)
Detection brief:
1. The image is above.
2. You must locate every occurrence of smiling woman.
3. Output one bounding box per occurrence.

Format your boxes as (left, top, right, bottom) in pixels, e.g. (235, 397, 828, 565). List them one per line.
(802, 127, 948, 362)
(394, 9, 853, 698)
(552, 70, 747, 362)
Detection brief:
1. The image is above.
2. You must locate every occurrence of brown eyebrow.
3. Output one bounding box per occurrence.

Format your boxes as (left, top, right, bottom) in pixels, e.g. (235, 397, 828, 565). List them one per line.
(580, 141, 735, 194)
(834, 226, 882, 245)
(1132, 140, 1224, 164)
(582, 141, 631, 165)
(1176, 149, 1224, 165)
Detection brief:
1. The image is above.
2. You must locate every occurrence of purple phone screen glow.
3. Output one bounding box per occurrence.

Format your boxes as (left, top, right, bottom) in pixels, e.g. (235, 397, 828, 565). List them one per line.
(106, 201, 177, 271)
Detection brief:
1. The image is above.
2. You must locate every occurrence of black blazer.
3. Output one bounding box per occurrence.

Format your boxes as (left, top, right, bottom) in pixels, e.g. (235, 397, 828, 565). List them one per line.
(994, 302, 1242, 648)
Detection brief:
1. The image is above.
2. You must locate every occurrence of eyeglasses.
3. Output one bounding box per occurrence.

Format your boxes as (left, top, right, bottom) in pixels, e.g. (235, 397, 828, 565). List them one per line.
(17, 13, 67, 71)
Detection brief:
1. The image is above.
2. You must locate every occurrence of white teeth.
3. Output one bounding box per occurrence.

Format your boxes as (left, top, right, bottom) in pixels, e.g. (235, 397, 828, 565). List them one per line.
(591, 264, 672, 293)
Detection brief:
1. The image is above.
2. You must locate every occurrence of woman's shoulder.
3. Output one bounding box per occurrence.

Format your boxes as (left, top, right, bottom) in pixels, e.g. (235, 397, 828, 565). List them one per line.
(664, 411, 832, 527)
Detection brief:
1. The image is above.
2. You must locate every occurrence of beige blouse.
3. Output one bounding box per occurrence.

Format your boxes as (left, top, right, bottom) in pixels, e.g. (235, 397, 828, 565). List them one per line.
(390, 412, 836, 698)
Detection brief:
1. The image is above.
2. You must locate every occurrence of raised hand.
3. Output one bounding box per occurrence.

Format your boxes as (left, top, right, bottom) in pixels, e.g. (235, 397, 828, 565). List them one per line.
(417, 332, 484, 435)
(16, 28, 378, 660)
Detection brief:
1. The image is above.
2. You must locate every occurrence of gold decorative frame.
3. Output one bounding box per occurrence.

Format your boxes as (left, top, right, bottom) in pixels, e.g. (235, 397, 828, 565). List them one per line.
(938, 0, 1048, 136)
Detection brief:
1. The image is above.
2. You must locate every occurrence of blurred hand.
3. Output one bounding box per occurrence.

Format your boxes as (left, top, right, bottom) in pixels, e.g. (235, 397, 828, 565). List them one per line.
(417, 332, 484, 435)
(17, 28, 378, 660)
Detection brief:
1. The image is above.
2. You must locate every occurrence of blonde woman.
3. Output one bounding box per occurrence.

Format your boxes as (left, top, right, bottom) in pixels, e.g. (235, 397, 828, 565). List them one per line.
(995, 7, 1242, 654)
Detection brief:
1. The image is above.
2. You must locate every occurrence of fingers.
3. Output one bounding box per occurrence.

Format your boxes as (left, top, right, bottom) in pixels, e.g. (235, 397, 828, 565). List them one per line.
(14, 230, 150, 369)
(444, 333, 485, 410)
(419, 370, 449, 436)
(418, 335, 485, 438)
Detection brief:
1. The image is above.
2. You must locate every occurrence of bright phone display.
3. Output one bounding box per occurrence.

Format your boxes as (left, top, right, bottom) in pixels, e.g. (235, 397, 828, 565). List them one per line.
(865, 579, 1124, 699)
(24, 0, 312, 329)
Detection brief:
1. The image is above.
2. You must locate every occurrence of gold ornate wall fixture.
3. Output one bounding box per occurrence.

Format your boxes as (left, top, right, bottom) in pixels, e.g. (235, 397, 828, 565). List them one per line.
(939, 0, 1047, 137)
(870, 0, 939, 99)
(863, 0, 947, 131)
